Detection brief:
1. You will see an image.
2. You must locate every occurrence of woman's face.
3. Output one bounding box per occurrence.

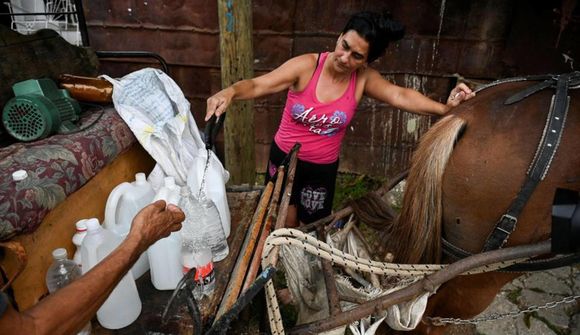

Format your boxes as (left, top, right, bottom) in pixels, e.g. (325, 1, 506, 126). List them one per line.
(332, 30, 369, 73)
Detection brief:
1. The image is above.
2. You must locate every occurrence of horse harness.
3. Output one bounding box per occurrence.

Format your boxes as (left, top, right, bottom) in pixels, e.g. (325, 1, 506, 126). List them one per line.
(443, 71, 580, 271)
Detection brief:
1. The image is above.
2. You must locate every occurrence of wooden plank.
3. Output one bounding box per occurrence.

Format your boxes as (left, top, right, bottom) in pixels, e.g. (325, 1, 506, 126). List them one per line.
(217, 0, 255, 185)
(213, 181, 274, 322)
(200, 189, 262, 324)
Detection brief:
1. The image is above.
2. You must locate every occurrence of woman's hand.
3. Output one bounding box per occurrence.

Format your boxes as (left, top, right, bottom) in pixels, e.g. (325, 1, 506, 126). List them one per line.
(205, 87, 235, 121)
(446, 83, 475, 108)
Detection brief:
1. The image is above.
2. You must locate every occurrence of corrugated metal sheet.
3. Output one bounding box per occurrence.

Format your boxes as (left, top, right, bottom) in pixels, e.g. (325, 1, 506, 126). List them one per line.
(84, 0, 580, 179)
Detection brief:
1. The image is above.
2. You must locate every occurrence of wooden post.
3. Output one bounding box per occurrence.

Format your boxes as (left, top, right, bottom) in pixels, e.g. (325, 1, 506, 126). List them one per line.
(217, 0, 256, 185)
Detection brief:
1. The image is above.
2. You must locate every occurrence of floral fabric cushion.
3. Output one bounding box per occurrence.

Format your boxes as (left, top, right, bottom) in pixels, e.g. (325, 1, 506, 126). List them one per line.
(0, 107, 136, 240)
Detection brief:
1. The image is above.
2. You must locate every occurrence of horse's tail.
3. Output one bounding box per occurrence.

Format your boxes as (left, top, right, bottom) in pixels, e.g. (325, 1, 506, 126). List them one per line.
(391, 115, 466, 264)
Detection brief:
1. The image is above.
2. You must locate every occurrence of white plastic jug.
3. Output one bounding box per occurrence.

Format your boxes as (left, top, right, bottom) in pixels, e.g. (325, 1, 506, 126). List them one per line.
(72, 219, 88, 269)
(104, 172, 155, 278)
(81, 218, 142, 329)
(147, 176, 183, 290)
(187, 148, 231, 237)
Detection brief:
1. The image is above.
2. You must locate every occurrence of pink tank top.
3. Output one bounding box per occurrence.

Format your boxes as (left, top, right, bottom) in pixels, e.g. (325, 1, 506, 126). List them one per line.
(274, 52, 358, 164)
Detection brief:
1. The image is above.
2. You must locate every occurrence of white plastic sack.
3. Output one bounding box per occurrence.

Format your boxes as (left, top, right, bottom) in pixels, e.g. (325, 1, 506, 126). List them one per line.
(103, 68, 230, 235)
(328, 227, 430, 332)
(384, 292, 429, 331)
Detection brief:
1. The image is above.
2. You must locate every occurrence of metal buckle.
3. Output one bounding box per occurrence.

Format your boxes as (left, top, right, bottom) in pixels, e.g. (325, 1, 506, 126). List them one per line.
(499, 214, 518, 230)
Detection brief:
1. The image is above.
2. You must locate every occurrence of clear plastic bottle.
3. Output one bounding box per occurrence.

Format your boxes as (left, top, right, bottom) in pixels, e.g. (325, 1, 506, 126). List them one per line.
(194, 247, 215, 297)
(45, 248, 91, 335)
(199, 196, 229, 262)
(72, 219, 88, 269)
(179, 186, 216, 298)
(46, 248, 81, 293)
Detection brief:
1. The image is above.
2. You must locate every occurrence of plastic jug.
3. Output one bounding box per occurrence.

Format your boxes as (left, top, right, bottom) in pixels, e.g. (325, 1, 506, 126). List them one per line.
(187, 148, 231, 237)
(147, 176, 183, 290)
(104, 172, 155, 278)
(72, 219, 88, 269)
(81, 218, 142, 329)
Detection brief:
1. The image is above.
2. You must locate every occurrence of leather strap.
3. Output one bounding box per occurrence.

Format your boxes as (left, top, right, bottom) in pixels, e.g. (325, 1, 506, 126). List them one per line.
(504, 79, 554, 105)
(482, 73, 571, 252)
(442, 237, 580, 272)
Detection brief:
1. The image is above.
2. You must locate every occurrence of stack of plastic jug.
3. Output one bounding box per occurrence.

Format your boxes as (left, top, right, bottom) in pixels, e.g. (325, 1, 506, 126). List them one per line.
(81, 218, 141, 329)
(148, 176, 183, 290)
(104, 172, 155, 278)
(179, 186, 216, 298)
(72, 219, 88, 269)
(46, 248, 91, 335)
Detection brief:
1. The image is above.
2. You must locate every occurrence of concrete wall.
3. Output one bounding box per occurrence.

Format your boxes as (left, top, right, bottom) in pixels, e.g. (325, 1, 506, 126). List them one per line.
(83, 0, 580, 178)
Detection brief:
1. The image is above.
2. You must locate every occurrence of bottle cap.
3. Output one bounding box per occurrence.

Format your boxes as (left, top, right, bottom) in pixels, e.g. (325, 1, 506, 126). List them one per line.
(12, 170, 28, 181)
(85, 218, 101, 231)
(135, 172, 146, 185)
(75, 219, 87, 232)
(52, 248, 68, 260)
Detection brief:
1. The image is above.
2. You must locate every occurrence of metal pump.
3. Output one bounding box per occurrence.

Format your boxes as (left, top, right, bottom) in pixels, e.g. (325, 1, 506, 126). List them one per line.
(2, 78, 81, 141)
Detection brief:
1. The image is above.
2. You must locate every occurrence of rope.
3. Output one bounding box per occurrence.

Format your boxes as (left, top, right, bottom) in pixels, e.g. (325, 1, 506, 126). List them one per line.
(261, 228, 531, 334)
(262, 229, 527, 276)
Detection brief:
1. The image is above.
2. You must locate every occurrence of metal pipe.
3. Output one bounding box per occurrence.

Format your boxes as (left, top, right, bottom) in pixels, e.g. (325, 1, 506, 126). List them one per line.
(74, 0, 89, 46)
(288, 240, 551, 334)
(95, 51, 169, 74)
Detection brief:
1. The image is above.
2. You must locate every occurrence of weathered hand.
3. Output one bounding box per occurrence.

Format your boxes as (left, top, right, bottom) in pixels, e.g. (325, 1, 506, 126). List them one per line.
(446, 83, 475, 108)
(205, 87, 234, 121)
(128, 200, 184, 252)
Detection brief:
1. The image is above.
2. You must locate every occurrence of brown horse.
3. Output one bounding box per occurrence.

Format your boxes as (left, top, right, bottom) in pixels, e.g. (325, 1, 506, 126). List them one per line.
(384, 76, 580, 334)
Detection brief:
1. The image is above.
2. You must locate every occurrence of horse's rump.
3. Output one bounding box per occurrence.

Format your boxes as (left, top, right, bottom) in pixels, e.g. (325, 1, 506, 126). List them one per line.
(442, 81, 580, 255)
(385, 79, 580, 333)
(389, 80, 580, 265)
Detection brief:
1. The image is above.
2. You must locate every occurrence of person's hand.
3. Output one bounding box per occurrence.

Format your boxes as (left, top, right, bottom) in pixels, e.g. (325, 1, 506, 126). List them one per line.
(128, 200, 185, 252)
(205, 87, 234, 121)
(446, 83, 475, 108)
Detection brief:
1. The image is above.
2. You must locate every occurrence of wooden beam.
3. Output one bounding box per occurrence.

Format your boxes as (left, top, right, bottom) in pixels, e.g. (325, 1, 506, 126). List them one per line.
(217, 0, 256, 185)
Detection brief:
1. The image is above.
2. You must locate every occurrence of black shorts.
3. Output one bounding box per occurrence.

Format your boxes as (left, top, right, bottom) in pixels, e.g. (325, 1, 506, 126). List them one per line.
(265, 141, 338, 224)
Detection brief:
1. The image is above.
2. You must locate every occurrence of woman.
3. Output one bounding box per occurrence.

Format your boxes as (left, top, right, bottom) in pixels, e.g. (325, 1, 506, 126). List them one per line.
(205, 11, 475, 227)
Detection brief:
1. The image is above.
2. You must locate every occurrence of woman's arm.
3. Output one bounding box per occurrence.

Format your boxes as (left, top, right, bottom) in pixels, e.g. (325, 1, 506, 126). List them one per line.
(364, 69, 474, 116)
(205, 54, 316, 121)
(0, 201, 184, 335)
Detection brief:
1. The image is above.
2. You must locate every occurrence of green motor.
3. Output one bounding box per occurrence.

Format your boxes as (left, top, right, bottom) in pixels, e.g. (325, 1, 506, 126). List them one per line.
(2, 78, 82, 141)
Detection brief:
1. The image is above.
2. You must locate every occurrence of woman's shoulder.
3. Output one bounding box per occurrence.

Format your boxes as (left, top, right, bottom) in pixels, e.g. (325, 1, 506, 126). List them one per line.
(286, 53, 319, 69)
(357, 66, 389, 87)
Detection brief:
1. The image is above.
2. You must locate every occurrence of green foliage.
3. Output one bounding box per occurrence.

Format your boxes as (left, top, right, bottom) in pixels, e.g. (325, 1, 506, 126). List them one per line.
(333, 173, 386, 210)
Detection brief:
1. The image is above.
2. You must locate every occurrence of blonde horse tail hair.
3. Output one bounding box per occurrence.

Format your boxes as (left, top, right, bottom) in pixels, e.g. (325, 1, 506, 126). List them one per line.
(391, 115, 466, 264)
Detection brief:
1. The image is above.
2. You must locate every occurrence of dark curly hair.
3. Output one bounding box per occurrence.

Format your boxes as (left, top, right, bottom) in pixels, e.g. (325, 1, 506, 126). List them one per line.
(341, 11, 405, 63)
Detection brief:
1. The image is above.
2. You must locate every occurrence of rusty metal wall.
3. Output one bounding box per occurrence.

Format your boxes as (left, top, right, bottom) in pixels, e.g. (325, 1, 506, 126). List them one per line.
(83, 0, 580, 179)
